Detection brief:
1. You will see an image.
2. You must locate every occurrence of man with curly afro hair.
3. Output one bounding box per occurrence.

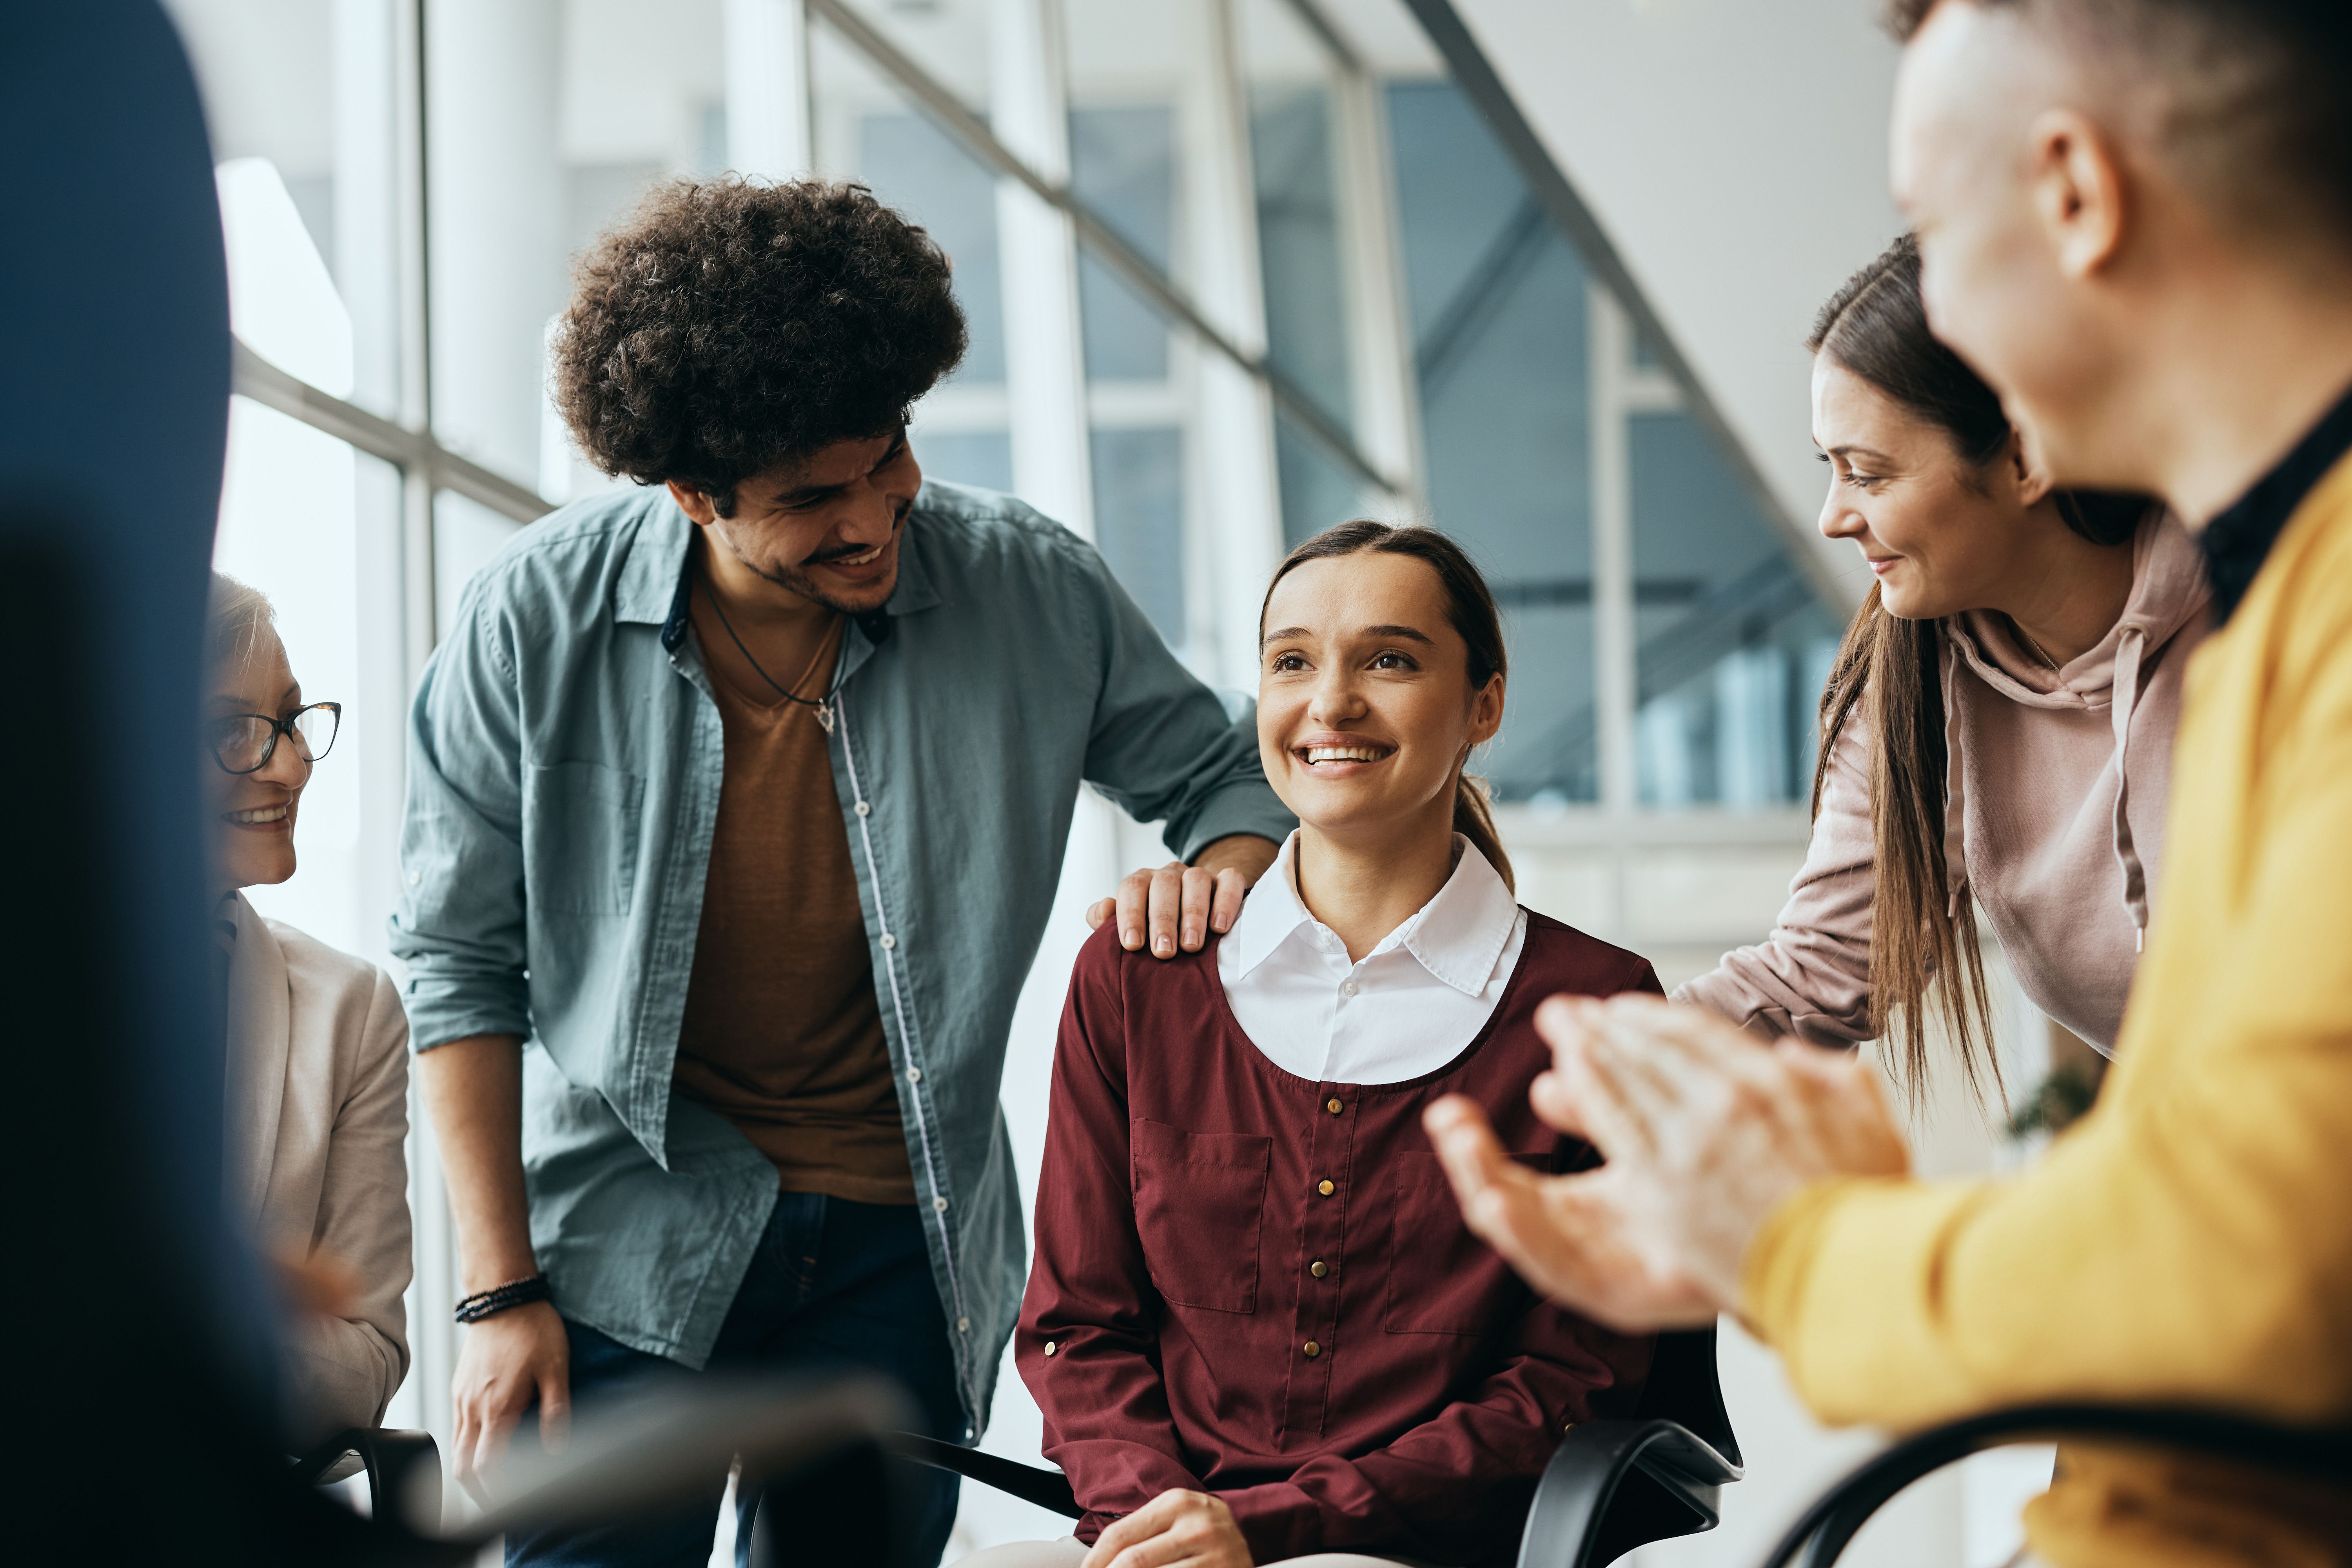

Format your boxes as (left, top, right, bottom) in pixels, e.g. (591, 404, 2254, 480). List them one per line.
(392, 178, 1289, 1568)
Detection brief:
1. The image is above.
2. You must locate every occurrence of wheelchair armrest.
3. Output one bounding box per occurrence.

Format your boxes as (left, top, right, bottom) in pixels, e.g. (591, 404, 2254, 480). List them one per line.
(1515, 1418, 1744, 1568)
(1760, 1403, 2352, 1568)
(884, 1431, 1082, 1519)
(292, 1427, 443, 1530)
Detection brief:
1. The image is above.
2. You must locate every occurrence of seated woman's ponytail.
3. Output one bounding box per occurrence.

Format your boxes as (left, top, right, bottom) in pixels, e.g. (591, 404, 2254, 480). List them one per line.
(1452, 771, 1514, 893)
(1262, 519, 1515, 892)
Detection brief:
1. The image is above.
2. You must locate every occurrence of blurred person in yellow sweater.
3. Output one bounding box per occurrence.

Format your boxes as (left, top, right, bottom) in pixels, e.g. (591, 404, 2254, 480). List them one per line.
(1426, 1, 2352, 1563)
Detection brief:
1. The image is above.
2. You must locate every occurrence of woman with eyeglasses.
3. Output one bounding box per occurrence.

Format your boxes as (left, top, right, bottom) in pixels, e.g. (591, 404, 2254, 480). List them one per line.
(209, 573, 412, 1448)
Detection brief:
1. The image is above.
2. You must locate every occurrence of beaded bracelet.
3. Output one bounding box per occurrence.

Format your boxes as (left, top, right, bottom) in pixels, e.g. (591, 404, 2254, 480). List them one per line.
(454, 1274, 552, 1325)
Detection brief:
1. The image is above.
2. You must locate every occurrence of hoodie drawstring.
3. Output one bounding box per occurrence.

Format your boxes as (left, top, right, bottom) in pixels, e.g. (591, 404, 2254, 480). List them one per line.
(2109, 626, 2152, 951)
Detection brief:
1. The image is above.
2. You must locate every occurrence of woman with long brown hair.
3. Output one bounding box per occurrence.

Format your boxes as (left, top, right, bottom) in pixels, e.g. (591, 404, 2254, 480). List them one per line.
(1677, 236, 2209, 1099)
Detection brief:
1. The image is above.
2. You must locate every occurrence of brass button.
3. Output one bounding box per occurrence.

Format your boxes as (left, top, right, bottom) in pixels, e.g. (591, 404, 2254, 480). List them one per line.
(1317, 1179, 1335, 1197)
(1303, 1341, 1321, 1359)
(1043, 1340, 1058, 1357)
(1325, 1098, 1343, 1114)
(1309, 1260, 1328, 1279)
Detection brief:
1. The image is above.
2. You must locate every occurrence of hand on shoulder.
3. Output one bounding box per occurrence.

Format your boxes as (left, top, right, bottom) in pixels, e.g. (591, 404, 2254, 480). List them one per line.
(1083, 835, 1279, 960)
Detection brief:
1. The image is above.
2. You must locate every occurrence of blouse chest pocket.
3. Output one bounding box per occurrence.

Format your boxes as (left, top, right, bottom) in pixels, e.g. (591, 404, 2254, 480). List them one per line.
(1383, 1149, 1545, 1336)
(1130, 1119, 1271, 1314)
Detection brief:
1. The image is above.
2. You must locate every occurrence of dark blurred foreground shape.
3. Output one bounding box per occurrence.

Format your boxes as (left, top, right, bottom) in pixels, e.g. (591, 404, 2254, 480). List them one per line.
(0, 7, 925, 1561)
(0, 1, 309, 1557)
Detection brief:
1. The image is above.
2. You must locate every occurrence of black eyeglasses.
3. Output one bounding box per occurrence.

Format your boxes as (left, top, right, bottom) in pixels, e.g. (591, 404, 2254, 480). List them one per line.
(209, 702, 341, 776)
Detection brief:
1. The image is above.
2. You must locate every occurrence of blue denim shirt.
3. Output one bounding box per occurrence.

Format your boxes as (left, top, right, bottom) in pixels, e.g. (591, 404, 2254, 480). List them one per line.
(390, 481, 1291, 1429)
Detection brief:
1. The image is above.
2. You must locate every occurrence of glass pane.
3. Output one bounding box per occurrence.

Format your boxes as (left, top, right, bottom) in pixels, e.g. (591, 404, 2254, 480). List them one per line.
(1387, 79, 1596, 804)
(912, 430, 1016, 496)
(1273, 412, 1365, 548)
(167, 0, 405, 417)
(434, 491, 527, 646)
(424, 0, 727, 502)
(861, 111, 1008, 385)
(809, 3, 1012, 495)
(1070, 105, 1176, 382)
(1091, 427, 1187, 643)
(1631, 412, 1844, 810)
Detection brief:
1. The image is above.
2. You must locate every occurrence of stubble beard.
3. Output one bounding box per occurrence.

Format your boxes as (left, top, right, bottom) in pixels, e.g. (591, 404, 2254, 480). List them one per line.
(729, 507, 906, 616)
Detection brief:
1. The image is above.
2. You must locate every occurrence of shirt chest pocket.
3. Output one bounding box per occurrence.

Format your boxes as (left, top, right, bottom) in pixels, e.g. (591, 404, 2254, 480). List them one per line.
(1383, 1149, 1543, 1336)
(523, 760, 646, 916)
(1130, 1119, 1270, 1315)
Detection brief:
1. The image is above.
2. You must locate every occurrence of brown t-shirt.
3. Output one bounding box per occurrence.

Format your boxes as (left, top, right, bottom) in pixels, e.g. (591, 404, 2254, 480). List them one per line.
(670, 599, 914, 1204)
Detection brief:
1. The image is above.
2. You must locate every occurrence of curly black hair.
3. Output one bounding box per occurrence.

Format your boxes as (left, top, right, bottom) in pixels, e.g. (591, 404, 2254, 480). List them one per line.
(550, 178, 967, 515)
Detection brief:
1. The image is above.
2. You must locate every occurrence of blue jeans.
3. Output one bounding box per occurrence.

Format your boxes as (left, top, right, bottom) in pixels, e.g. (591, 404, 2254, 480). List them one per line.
(505, 1194, 966, 1568)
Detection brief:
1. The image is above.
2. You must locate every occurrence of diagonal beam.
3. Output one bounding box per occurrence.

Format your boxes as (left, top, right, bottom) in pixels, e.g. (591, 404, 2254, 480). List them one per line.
(1414, 194, 1550, 393)
(804, 0, 1407, 499)
(1398, 0, 1847, 610)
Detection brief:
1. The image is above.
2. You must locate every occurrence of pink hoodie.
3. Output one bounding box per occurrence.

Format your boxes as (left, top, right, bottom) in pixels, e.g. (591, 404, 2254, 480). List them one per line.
(1676, 515, 2210, 1055)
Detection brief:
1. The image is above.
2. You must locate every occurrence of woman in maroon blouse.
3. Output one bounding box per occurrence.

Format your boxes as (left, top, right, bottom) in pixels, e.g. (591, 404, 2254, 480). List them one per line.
(960, 525, 1660, 1568)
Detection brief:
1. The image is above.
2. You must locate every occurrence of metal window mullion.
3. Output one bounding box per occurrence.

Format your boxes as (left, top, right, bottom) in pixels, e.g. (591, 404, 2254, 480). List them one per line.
(1589, 284, 1638, 936)
(1276, 0, 1365, 73)
(991, 0, 1096, 541)
(387, 0, 459, 1457)
(724, 0, 815, 178)
(1185, 0, 1289, 688)
(1325, 35, 1426, 512)
(229, 341, 552, 530)
(395, 0, 441, 668)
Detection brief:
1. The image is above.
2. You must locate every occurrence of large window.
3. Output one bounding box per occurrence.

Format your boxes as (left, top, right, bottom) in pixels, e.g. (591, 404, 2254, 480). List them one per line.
(166, 0, 1847, 1550)
(1389, 78, 1602, 803)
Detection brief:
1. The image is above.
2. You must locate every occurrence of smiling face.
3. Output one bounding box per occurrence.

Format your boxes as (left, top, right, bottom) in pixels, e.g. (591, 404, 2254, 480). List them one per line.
(206, 623, 308, 894)
(1258, 551, 1503, 844)
(1812, 357, 2056, 620)
(670, 427, 922, 614)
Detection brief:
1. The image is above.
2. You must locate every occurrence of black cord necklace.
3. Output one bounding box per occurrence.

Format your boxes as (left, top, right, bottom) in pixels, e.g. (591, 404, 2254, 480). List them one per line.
(697, 569, 841, 729)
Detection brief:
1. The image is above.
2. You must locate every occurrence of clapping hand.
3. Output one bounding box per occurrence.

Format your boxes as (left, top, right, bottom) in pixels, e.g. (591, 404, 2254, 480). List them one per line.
(1426, 994, 1909, 1331)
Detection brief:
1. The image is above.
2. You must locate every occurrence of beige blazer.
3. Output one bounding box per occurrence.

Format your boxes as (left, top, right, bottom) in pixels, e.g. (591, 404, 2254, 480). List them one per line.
(224, 894, 413, 1446)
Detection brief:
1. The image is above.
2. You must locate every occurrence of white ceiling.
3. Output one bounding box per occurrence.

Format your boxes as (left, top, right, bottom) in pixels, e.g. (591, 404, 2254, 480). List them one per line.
(1446, 0, 1906, 604)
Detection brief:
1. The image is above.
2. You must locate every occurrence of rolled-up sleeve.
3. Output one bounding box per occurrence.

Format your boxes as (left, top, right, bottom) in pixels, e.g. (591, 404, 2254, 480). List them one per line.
(1066, 544, 1293, 860)
(389, 588, 532, 1050)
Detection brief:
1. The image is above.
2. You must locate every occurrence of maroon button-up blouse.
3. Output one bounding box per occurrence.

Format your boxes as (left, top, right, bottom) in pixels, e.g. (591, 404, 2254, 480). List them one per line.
(1018, 914, 1662, 1567)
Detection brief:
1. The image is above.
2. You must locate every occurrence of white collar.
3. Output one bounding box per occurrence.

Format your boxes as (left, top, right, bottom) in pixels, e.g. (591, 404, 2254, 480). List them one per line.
(1227, 830, 1521, 997)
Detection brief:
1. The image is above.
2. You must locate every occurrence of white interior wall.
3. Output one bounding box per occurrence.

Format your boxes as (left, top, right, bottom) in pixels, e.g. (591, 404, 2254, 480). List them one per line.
(1445, 0, 1907, 608)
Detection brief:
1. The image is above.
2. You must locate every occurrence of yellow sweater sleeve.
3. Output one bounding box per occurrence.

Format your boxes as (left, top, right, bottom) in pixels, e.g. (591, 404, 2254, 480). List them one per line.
(1740, 497, 2352, 1435)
